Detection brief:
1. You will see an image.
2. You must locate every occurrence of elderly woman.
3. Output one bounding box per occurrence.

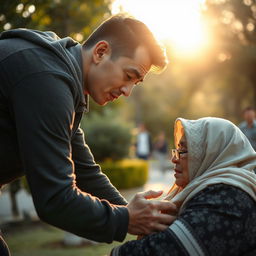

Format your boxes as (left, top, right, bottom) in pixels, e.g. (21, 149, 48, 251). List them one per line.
(111, 117, 256, 256)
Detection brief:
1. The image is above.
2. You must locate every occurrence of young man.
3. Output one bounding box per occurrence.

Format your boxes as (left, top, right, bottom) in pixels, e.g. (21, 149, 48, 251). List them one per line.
(0, 15, 176, 255)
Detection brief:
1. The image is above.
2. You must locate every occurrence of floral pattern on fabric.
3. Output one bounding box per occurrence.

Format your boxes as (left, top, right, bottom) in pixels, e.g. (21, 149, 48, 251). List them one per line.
(111, 184, 256, 256)
(180, 184, 256, 256)
(113, 229, 189, 256)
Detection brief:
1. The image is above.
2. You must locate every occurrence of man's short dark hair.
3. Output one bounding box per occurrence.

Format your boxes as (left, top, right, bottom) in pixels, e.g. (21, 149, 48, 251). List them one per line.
(82, 14, 168, 72)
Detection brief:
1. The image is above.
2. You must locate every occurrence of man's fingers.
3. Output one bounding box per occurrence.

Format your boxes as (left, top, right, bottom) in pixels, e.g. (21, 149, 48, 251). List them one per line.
(156, 212, 176, 225)
(147, 200, 177, 215)
(149, 210, 176, 225)
(127, 191, 178, 236)
(143, 221, 172, 235)
(140, 190, 163, 199)
(151, 223, 169, 233)
(158, 200, 177, 212)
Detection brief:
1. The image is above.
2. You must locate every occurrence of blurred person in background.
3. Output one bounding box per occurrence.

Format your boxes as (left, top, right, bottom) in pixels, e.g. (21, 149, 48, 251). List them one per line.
(238, 106, 256, 151)
(135, 123, 153, 160)
(0, 14, 177, 255)
(153, 131, 169, 173)
(111, 117, 256, 256)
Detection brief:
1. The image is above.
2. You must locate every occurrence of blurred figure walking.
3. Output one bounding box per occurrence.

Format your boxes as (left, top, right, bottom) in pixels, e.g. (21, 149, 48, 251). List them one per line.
(153, 131, 169, 173)
(135, 123, 152, 160)
(238, 106, 256, 151)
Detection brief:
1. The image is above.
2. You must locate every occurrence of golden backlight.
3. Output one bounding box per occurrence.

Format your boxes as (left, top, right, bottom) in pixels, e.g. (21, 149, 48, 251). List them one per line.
(112, 0, 209, 57)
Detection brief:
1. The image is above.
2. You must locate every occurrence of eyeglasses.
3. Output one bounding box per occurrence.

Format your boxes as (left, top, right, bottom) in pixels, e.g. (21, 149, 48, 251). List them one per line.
(171, 149, 188, 160)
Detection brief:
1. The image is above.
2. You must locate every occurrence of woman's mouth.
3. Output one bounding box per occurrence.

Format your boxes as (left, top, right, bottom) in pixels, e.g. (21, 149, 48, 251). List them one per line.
(174, 169, 182, 179)
(174, 169, 182, 174)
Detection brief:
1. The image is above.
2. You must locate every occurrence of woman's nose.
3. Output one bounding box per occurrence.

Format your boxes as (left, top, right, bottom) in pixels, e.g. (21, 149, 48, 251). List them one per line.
(171, 156, 179, 164)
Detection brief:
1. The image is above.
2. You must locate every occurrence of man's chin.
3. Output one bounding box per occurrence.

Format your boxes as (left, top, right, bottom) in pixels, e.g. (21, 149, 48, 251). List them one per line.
(91, 96, 108, 106)
(96, 101, 107, 106)
(101, 101, 108, 106)
(100, 98, 109, 106)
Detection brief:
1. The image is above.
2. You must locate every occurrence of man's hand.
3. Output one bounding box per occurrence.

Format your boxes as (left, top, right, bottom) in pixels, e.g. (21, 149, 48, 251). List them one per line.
(127, 190, 177, 236)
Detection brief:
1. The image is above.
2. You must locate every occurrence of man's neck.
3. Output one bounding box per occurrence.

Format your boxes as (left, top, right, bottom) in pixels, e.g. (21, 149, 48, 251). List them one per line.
(81, 48, 91, 94)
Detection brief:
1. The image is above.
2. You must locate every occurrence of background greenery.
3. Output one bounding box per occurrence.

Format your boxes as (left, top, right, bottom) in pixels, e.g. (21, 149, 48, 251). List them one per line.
(101, 159, 149, 189)
(4, 222, 135, 256)
(81, 110, 132, 162)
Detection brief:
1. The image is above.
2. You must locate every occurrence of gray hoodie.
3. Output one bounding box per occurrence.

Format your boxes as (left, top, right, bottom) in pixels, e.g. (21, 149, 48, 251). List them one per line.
(0, 29, 128, 243)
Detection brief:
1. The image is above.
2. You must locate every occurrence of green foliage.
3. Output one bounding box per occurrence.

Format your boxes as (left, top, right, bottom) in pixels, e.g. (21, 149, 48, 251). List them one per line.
(5, 222, 135, 256)
(0, 0, 112, 40)
(204, 0, 256, 44)
(202, 0, 256, 109)
(21, 176, 30, 194)
(101, 159, 149, 189)
(81, 111, 132, 162)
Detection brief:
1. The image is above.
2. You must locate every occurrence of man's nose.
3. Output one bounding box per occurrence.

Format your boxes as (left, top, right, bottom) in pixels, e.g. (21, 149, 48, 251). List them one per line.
(120, 84, 135, 97)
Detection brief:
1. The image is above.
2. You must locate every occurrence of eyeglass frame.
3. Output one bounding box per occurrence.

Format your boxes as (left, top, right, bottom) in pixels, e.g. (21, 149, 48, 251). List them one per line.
(171, 149, 188, 160)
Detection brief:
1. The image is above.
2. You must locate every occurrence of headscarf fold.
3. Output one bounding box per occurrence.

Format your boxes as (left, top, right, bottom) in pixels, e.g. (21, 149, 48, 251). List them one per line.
(165, 117, 256, 212)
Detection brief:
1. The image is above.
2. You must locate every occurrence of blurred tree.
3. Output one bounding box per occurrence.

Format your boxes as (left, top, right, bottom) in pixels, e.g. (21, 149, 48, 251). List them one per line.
(0, 0, 112, 40)
(203, 0, 256, 104)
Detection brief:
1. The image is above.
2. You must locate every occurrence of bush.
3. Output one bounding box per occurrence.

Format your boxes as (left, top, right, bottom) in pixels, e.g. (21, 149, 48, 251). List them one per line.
(81, 112, 132, 161)
(100, 159, 149, 189)
(21, 159, 148, 193)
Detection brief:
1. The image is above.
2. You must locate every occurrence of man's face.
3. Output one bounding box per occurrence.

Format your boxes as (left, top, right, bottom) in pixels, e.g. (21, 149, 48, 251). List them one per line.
(244, 110, 255, 123)
(86, 43, 151, 105)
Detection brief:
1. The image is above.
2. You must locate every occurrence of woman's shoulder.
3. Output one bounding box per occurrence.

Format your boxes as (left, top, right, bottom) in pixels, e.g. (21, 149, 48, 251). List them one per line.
(179, 183, 256, 255)
(184, 183, 256, 215)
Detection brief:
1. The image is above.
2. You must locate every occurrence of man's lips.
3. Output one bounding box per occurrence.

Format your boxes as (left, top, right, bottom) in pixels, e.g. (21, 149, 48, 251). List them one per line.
(109, 92, 120, 101)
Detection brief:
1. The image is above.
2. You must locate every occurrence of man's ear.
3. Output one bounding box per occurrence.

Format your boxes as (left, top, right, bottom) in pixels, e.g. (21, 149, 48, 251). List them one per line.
(92, 41, 111, 64)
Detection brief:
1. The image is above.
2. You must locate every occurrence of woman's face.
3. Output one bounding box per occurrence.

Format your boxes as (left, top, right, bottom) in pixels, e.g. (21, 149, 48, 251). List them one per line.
(171, 135, 189, 188)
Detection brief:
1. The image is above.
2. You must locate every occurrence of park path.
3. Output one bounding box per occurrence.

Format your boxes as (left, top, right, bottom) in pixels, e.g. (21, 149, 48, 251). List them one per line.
(0, 161, 175, 225)
(120, 161, 175, 201)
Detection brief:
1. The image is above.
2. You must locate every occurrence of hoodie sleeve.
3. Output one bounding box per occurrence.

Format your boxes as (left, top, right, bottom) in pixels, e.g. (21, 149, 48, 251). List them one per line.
(10, 72, 129, 243)
(71, 128, 128, 206)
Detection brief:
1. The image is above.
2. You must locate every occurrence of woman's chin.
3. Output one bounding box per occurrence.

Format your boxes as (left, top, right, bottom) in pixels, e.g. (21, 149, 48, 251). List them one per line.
(175, 179, 186, 188)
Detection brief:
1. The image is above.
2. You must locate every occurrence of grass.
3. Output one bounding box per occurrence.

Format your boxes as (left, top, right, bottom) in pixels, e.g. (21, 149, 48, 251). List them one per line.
(4, 221, 135, 256)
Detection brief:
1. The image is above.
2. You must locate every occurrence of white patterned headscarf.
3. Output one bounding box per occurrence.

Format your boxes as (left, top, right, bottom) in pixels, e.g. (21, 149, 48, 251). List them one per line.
(165, 117, 256, 213)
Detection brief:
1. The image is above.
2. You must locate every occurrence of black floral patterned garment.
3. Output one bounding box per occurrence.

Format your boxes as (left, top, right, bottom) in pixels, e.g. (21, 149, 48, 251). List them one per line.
(111, 184, 256, 256)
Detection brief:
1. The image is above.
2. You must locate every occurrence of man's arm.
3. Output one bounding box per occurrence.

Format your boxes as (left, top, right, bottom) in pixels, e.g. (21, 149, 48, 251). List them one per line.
(72, 128, 177, 236)
(71, 127, 128, 206)
(11, 72, 128, 243)
(12, 72, 177, 242)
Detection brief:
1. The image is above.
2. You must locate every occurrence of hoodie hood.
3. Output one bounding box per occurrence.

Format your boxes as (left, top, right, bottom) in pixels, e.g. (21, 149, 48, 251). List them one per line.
(0, 29, 86, 109)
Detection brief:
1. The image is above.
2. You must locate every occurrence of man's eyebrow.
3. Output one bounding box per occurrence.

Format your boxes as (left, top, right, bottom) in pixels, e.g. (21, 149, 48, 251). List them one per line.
(127, 68, 144, 82)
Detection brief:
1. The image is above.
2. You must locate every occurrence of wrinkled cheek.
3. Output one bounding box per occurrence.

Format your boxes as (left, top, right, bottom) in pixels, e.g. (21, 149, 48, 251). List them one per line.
(184, 170, 190, 186)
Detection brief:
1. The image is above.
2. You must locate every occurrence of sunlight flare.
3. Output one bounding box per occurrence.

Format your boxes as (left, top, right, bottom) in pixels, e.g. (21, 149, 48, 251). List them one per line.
(112, 0, 208, 56)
